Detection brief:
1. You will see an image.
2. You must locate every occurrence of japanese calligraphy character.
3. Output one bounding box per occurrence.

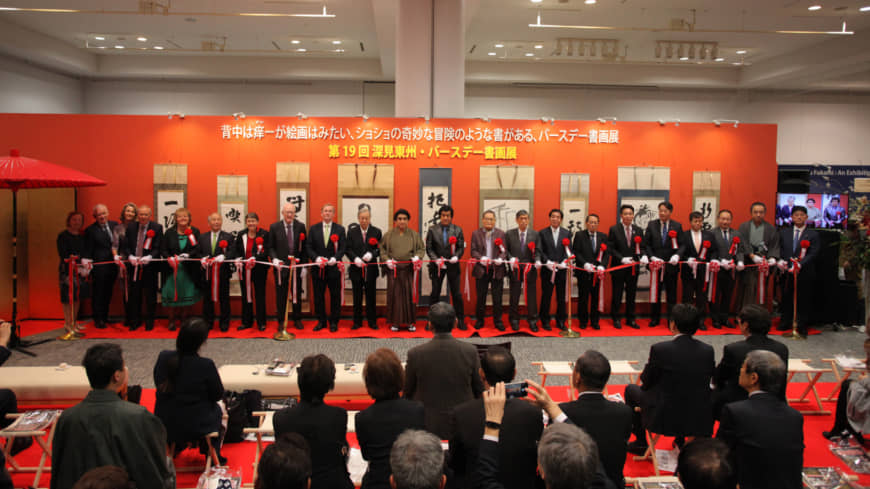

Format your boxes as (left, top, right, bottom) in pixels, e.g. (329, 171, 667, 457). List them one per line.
(609, 130, 619, 143)
(328, 145, 340, 158)
(224, 207, 242, 224)
(221, 125, 232, 139)
(588, 129, 598, 143)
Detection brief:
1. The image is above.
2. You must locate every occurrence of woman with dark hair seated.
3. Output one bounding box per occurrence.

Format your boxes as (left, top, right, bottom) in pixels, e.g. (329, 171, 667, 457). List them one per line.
(273, 354, 353, 489)
(355, 348, 425, 489)
(153, 317, 226, 464)
(824, 338, 870, 443)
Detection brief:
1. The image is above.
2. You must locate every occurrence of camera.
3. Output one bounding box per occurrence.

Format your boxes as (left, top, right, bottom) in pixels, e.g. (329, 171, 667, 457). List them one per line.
(505, 381, 528, 399)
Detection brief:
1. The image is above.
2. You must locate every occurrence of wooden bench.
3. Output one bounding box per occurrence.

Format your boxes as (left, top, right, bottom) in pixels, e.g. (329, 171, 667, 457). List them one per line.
(787, 358, 831, 415)
(1, 410, 61, 488)
(531, 360, 641, 399)
(0, 366, 90, 408)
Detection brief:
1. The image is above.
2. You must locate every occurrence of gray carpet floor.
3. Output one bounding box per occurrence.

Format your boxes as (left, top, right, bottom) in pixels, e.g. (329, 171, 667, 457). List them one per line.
(6, 324, 866, 389)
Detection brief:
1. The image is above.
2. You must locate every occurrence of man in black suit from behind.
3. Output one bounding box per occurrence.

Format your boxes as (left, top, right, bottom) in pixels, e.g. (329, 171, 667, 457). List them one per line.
(717, 351, 804, 489)
(680, 211, 718, 329)
(121, 205, 163, 331)
(559, 350, 632, 489)
(199, 212, 235, 332)
(306, 203, 346, 333)
(538, 208, 573, 331)
(404, 302, 483, 440)
(776, 205, 820, 338)
(267, 203, 307, 331)
(573, 214, 609, 330)
(642, 201, 683, 328)
(82, 204, 119, 329)
(607, 204, 646, 329)
(448, 346, 543, 489)
(712, 304, 788, 419)
(624, 304, 715, 455)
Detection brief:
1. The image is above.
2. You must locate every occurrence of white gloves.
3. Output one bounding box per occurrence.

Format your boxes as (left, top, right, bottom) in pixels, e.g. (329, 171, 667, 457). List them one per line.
(449, 255, 459, 264)
(354, 257, 364, 268)
(480, 256, 492, 266)
(584, 263, 595, 272)
(557, 260, 568, 270)
(78, 265, 89, 277)
(777, 260, 788, 271)
(639, 255, 650, 265)
(435, 257, 445, 269)
(546, 260, 556, 271)
(386, 259, 396, 270)
(651, 256, 664, 263)
(179, 253, 190, 259)
(494, 258, 504, 266)
(300, 267, 308, 279)
(687, 257, 697, 265)
(215, 254, 225, 263)
(272, 258, 282, 267)
(621, 257, 634, 265)
(411, 256, 421, 265)
(327, 257, 337, 266)
(768, 257, 777, 266)
(752, 255, 764, 264)
(113, 255, 122, 265)
(362, 252, 373, 262)
(669, 254, 680, 265)
(721, 260, 733, 270)
(128, 256, 140, 266)
(534, 260, 542, 270)
(509, 257, 519, 268)
(316, 256, 327, 265)
(200, 257, 209, 266)
(596, 265, 605, 272)
(141, 255, 152, 265)
(736, 261, 745, 271)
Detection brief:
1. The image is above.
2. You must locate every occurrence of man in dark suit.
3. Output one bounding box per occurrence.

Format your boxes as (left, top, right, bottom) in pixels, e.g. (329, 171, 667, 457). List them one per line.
(425, 205, 466, 329)
(471, 210, 508, 330)
(121, 205, 162, 331)
(643, 201, 683, 328)
(505, 210, 540, 332)
(538, 209, 572, 331)
(559, 350, 633, 488)
(676, 438, 736, 489)
(448, 347, 543, 489)
(625, 304, 715, 454)
(305, 203, 346, 333)
(738, 202, 781, 309)
(607, 204, 645, 329)
(267, 203, 307, 331)
(573, 214, 609, 330)
(404, 302, 483, 440)
(83, 204, 119, 329)
(680, 211, 718, 328)
(717, 351, 803, 489)
(710, 209, 746, 329)
(713, 304, 788, 419)
(199, 212, 234, 332)
(345, 204, 381, 330)
(776, 206, 820, 338)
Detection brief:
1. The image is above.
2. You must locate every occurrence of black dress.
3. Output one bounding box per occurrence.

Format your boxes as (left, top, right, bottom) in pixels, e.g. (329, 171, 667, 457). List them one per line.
(355, 398, 425, 489)
(153, 350, 224, 445)
(56, 230, 89, 303)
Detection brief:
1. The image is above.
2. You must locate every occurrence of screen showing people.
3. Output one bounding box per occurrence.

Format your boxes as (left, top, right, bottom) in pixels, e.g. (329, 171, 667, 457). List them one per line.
(776, 193, 846, 229)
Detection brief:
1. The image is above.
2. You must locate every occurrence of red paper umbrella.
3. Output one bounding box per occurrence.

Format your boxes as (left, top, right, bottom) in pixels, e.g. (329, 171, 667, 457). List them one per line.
(0, 149, 106, 353)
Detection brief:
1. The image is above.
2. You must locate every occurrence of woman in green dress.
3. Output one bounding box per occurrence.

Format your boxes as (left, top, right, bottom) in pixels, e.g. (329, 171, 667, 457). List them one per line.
(161, 207, 203, 330)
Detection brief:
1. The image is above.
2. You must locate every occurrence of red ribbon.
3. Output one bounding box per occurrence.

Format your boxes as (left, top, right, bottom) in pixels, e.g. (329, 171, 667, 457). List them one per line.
(522, 263, 532, 306)
(496, 237, 506, 256)
(668, 229, 678, 249)
(464, 259, 477, 300)
(185, 228, 197, 247)
(596, 268, 607, 312)
(411, 260, 422, 304)
(65, 256, 78, 305)
(144, 229, 155, 250)
(167, 255, 179, 301)
(597, 243, 607, 263)
(648, 260, 663, 302)
(449, 235, 457, 256)
(338, 261, 347, 306)
(799, 239, 810, 260)
(245, 259, 254, 303)
(699, 240, 711, 260)
(330, 233, 339, 254)
(707, 260, 720, 301)
(290, 256, 298, 303)
(757, 260, 769, 303)
(210, 261, 220, 301)
(255, 236, 264, 255)
(728, 236, 740, 256)
(633, 235, 642, 255)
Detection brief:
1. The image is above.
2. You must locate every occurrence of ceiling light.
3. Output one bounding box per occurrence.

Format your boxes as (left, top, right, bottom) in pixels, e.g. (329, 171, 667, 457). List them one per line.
(334, 49, 344, 53)
(97, 46, 106, 49)
(137, 36, 147, 42)
(531, 0, 542, 3)
(494, 43, 504, 48)
(534, 44, 543, 49)
(154, 46, 164, 50)
(291, 39, 300, 44)
(487, 52, 497, 56)
(585, 0, 596, 3)
(861, 6, 870, 11)
(94, 35, 105, 41)
(332, 40, 341, 45)
(114, 45, 124, 49)
(297, 48, 306, 52)
(736, 49, 747, 54)
(732, 61, 742, 65)
(808, 5, 822, 10)
(715, 57, 724, 61)
(679, 56, 689, 61)
(525, 52, 534, 57)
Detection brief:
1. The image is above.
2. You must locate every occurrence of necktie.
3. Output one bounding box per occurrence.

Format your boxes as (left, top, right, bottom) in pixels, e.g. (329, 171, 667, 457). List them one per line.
(286, 223, 293, 252)
(724, 229, 729, 242)
(136, 226, 145, 256)
(442, 226, 448, 246)
(694, 232, 700, 253)
(661, 222, 667, 245)
(105, 225, 112, 240)
(323, 223, 330, 244)
(520, 231, 526, 247)
(211, 232, 217, 254)
(793, 228, 800, 253)
(362, 227, 366, 242)
(591, 233, 596, 250)
(625, 226, 631, 246)
(486, 231, 493, 258)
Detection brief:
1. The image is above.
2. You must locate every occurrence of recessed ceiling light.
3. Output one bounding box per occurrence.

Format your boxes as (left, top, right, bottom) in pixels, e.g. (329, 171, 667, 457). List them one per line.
(534, 44, 543, 49)
(732, 62, 742, 65)
(679, 56, 689, 60)
(525, 52, 534, 57)
(114, 45, 124, 49)
(291, 39, 300, 44)
(860, 5, 870, 11)
(714, 57, 724, 62)
(96, 46, 106, 49)
(334, 49, 344, 53)
(332, 40, 341, 45)
(531, 0, 542, 3)
(487, 52, 497, 56)
(736, 49, 747, 54)
(154, 46, 164, 50)
(94, 35, 105, 40)
(585, 0, 596, 4)
(137, 36, 147, 42)
(297, 48, 306, 52)
(494, 43, 504, 48)
(808, 5, 822, 10)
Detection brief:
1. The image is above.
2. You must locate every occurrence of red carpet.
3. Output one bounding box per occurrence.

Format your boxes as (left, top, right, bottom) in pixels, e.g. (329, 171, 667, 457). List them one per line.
(17, 317, 817, 340)
(8, 382, 864, 488)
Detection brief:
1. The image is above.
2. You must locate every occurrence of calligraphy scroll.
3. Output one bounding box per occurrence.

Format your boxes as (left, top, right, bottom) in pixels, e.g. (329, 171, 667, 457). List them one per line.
(693, 171, 721, 232)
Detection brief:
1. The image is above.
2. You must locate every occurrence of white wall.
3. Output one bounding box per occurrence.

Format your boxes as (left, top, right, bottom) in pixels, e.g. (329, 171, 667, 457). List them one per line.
(0, 56, 82, 114)
(0, 54, 867, 166)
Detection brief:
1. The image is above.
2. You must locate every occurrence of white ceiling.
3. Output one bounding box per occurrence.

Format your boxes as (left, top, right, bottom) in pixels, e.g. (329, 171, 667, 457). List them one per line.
(0, 0, 869, 91)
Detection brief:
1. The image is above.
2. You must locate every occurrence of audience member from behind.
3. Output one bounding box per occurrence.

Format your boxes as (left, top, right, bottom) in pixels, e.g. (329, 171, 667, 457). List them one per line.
(255, 433, 312, 489)
(356, 348, 425, 489)
(389, 430, 446, 489)
(824, 338, 870, 442)
(51, 343, 172, 489)
(717, 351, 803, 489)
(448, 346, 543, 489)
(712, 304, 788, 418)
(677, 438, 735, 489)
(404, 302, 484, 439)
(559, 350, 633, 489)
(273, 354, 352, 489)
(153, 317, 226, 464)
(71, 466, 135, 489)
(624, 303, 715, 455)
(0, 322, 31, 456)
